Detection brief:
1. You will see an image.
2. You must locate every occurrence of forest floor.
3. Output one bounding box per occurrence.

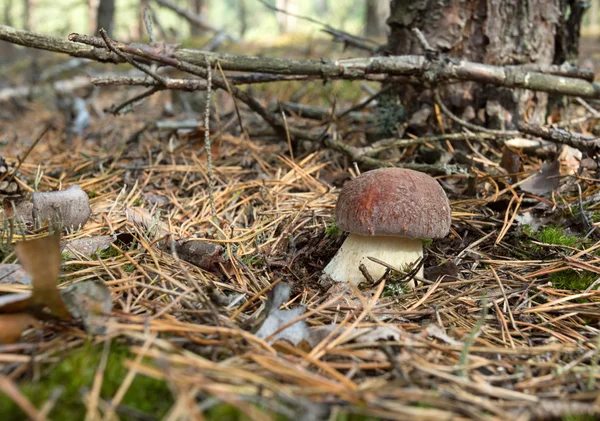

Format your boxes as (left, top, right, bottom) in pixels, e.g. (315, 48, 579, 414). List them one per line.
(1, 34, 600, 421)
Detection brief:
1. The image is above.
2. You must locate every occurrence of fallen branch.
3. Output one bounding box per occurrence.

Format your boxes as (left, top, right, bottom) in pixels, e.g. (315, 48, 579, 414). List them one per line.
(517, 122, 600, 153)
(1, 25, 599, 99)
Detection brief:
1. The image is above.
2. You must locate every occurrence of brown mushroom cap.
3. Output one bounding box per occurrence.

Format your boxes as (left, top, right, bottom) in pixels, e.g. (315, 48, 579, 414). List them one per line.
(335, 168, 451, 239)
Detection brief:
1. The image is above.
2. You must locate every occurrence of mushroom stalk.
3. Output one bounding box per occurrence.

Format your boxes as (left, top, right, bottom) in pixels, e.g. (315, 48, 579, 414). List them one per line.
(323, 233, 423, 285)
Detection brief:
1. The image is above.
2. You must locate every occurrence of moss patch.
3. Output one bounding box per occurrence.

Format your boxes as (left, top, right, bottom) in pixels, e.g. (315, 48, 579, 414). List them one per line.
(325, 221, 342, 238)
(550, 269, 598, 291)
(535, 226, 581, 248)
(0, 342, 173, 420)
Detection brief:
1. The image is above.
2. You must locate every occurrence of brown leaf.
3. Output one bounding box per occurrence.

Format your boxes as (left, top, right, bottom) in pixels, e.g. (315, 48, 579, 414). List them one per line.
(0, 293, 33, 314)
(126, 207, 171, 239)
(520, 160, 560, 196)
(15, 233, 72, 320)
(500, 147, 521, 183)
(176, 240, 225, 273)
(0, 313, 36, 344)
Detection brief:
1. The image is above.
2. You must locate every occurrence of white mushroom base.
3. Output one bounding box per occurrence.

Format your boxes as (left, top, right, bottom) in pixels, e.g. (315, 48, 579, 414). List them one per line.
(323, 233, 423, 287)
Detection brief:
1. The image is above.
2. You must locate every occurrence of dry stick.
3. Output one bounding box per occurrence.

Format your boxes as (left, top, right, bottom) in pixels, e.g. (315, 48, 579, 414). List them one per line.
(457, 299, 488, 378)
(204, 57, 218, 227)
(0, 375, 46, 421)
(518, 121, 600, 153)
(91, 73, 314, 89)
(98, 29, 167, 86)
(2, 25, 598, 97)
(214, 61, 247, 138)
(107, 87, 162, 115)
(85, 337, 111, 421)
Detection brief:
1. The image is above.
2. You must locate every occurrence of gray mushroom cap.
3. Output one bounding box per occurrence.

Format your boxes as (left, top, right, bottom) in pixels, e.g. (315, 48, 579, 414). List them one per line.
(335, 168, 451, 239)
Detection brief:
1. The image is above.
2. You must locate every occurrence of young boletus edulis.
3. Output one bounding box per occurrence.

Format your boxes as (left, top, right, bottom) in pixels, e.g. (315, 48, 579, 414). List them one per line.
(323, 168, 451, 285)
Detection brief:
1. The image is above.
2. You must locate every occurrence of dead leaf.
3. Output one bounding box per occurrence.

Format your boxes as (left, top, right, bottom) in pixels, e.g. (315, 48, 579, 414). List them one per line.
(0, 293, 33, 314)
(254, 283, 309, 346)
(32, 185, 91, 231)
(126, 207, 171, 239)
(520, 160, 560, 196)
(500, 147, 521, 183)
(0, 313, 36, 344)
(176, 240, 224, 273)
(62, 235, 114, 258)
(61, 280, 112, 335)
(15, 233, 72, 320)
(0, 264, 32, 285)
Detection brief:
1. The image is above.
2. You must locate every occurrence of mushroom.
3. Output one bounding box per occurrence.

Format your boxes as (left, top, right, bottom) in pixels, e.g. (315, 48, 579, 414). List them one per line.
(323, 168, 451, 285)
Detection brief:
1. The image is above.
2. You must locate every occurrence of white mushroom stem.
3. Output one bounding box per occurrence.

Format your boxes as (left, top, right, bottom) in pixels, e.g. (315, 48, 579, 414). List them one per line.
(323, 233, 423, 286)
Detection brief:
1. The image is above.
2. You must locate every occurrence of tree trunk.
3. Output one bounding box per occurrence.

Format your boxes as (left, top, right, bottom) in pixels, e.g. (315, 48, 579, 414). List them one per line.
(189, 0, 208, 37)
(96, 0, 116, 36)
(4, 0, 13, 26)
(23, 0, 31, 31)
(238, 0, 248, 39)
(386, 0, 586, 129)
(365, 0, 389, 38)
(88, 0, 99, 35)
(313, 0, 328, 14)
(275, 0, 298, 34)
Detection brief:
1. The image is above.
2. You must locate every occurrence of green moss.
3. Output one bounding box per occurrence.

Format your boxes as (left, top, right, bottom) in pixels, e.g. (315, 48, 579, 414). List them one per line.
(87, 190, 99, 199)
(562, 415, 596, 421)
(123, 264, 136, 273)
(96, 245, 122, 259)
(0, 342, 173, 421)
(325, 221, 342, 238)
(422, 238, 433, 247)
(550, 270, 597, 290)
(535, 226, 581, 248)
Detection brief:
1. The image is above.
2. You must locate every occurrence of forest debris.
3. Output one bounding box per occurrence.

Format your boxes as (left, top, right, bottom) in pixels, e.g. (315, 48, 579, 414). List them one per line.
(3, 197, 34, 224)
(0, 264, 31, 285)
(520, 160, 560, 195)
(0, 234, 112, 343)
(60, 280, 112, 335)
(308, 325, 404, 348)
(62, 235, 114, 258)
(126, 207, 171, 240)
(14, 233, 72, 319)
(32, 185, 91, 231)
(255, 283, 309, 346)
(0, 293, 33, 314)
(518, 122, 600, 153)
(0, 313, 37, 344)
(175, 240, 225, 273)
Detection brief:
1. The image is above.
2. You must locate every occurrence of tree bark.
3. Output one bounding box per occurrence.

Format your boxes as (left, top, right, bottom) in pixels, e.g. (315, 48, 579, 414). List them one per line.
(96, 0, 116, 36)
(365, 0, 389, 38)
(387, 0, 586, 128)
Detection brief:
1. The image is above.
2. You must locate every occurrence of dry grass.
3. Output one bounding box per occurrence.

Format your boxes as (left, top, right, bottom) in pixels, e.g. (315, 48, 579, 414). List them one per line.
(1, 55, 600, 421)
